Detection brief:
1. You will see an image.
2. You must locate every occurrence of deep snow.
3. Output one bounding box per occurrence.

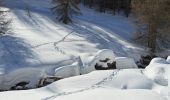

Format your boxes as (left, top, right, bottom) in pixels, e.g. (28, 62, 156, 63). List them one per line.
(0, 0, 170, 100)
(1, 58, 170, 100)
(0, 0, 148, 90)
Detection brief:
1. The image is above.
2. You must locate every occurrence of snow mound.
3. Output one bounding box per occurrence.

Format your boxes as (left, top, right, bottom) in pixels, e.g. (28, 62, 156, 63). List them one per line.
(145, 61, 170, 86)
(160, 87, 170, 100)
(115, 57, 138, 69)
(105, 70, 153, 89)
(150, 58, 167, 65)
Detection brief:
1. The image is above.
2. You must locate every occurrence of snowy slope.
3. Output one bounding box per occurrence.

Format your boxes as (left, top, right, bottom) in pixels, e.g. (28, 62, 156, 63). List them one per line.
(1, 0, 170, 100)
(0, 0, 146, 72)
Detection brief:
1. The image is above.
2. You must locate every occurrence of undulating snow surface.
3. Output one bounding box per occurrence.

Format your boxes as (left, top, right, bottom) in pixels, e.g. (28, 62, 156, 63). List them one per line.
(0, 0, 170, 100)
(0, 0, 147, 89)
(1, 58, 170, 100)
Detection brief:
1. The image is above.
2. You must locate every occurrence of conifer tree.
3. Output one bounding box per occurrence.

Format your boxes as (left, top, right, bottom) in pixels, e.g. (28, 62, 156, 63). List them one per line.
(51, 0, 81, 24)
(0, 0, 10, 35)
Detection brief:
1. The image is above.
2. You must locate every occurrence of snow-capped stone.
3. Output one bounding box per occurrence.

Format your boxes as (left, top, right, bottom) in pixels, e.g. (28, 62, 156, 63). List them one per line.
(115, 57, 138, 69)
(166, 56, 170, 63)
(150, 58, 167, 65)
(85, 49, 116, 73)
(54, 62, 80, 78)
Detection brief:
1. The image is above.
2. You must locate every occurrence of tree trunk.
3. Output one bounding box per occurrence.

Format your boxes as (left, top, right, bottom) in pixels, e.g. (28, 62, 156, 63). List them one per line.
(148, 22, 157, 54)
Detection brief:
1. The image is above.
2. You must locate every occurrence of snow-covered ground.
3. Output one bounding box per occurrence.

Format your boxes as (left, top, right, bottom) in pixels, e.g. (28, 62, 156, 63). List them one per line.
(0, 58, 170, 100)
(0, 0, 170, 100)
(0, 0, 147, 89)
(1, 0, 146, 72)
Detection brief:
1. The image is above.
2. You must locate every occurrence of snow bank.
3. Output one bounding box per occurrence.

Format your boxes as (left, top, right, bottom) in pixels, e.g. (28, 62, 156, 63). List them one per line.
(105, 70, 153, 89)
(53, 88, 165, 100)
(115, 57, 138, 69)
(144, 58, 170, 86)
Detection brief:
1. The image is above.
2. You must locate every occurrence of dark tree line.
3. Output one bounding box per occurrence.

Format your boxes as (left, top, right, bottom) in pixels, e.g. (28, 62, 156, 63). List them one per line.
(51, 0, 170, 54)
(51, 0, 81, 24)
(82, 0, 131, 17)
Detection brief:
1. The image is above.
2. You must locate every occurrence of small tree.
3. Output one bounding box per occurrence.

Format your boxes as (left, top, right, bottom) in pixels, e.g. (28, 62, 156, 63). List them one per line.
(51, 0, 81, 24)
(132, 0, 170, 54)
(0, 0, 10, 35)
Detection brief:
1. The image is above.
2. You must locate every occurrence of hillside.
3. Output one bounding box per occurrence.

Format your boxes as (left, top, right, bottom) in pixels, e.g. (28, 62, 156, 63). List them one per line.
(0, 0, 170, 100)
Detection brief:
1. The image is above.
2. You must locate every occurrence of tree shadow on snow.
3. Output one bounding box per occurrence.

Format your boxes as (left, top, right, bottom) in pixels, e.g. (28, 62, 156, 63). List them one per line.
(0, 35, 39, 73)
(65, 21, 133, 57)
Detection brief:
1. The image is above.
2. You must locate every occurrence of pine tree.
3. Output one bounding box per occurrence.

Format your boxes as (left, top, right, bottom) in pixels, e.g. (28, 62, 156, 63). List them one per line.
(132, 0, 170, 54)
(51, 0, 81, 24)
(0, 0, 10, 35)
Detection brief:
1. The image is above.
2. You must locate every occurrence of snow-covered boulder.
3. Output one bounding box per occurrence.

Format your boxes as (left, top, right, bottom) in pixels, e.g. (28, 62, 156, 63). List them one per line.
(166, 56, 170, 63)
(94, 49, 116, 61)
(115, 57, 138, 69)
(150, 58, 167, 65)
(1, 68, 43, 90)
(85, 49, 116, 73)
(54, 62, 80, 78)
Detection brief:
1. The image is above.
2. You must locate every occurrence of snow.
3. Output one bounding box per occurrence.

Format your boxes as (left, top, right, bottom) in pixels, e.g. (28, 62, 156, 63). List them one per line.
(167, 56, 170, 63)
(150, 58, 167, 65)
(115, 57, 138, 69)
(103, 69, 153, 89)
(0, 0, 170, 100)
(0, 69, 168, 100)
(0, 0, 147, 89)
(54, 62, 80, 78)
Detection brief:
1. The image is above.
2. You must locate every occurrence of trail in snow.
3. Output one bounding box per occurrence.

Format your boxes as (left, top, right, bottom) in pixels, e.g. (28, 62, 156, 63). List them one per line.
(43, 70, 120, 100)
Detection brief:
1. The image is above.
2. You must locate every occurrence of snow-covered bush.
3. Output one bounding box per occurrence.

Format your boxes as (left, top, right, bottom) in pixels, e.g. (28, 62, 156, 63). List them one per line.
(115, 57, 138, 69)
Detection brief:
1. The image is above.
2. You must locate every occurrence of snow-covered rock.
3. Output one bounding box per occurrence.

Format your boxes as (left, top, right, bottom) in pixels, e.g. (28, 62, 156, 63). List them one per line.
(0, 68, 44, 90)
(115, 57, 138, 69)
(85, 49, 116, 73)
(54, 62, 80, 78)
(166, 56, 170, 63)
(150, 58, 167, 65)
